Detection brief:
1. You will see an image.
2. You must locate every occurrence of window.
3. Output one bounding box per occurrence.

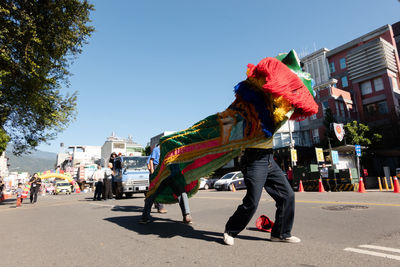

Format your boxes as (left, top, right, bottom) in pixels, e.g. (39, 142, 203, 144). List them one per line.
(339, 58, 346, 69)
(335, 101, 340, 116)
(360, 81, 372, 95)
(322, 101, 329, 115)
(373, 77, 384, 92)
(341, 76, 348, 87)
(340, 102, 345, 117)
(378, 101, 388, 114)
(364, 101, 388, 115)
(273, 133, 282, 148)
(389, 77, 399, 92)
(312, 129, 320, 144)
(310, 114, 317, 120)
(281, 133, 290, 147)
(329, 62, 335, 73)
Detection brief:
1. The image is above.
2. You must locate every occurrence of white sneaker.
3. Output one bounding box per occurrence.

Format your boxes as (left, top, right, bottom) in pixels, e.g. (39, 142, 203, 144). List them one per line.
(270, 235, 301, 243)
(223, 232, 234, 246)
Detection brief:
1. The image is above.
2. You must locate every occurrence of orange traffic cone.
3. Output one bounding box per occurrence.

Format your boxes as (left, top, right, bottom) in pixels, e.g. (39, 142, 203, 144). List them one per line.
(358, 177, 366, 193)
(231, 183, 236, 192)
(74, 183, 81, 193)
(393, 176, 400, 193)
(298, 180, 304, 192)
(318, 179, 326, 192)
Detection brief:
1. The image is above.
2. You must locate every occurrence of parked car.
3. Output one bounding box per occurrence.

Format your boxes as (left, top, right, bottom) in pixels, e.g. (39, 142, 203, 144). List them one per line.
(206, 178, 219, 189)
(199, 178, 214, 190)
(213, 171, 246, 191)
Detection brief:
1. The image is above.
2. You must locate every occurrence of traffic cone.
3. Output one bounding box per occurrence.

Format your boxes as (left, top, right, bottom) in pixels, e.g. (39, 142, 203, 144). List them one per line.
(231, 183, 236, 192)
(74, 183, 81, 193)
(358, 177, 366, 193)
(318, 179, 325, 192)
(298, 180, 304, 192)
(393, 176, 400, 193)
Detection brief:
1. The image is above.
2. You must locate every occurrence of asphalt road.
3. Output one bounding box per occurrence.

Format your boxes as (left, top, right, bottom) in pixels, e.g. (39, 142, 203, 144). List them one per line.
(1, 189, 400, 266)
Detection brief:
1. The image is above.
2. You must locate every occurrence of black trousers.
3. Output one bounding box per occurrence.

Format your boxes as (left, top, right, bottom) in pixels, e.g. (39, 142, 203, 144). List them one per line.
(150, 165, 164, 210)
(30, 187, 39, 203)
(225, 148, 295, 239)
(322, 177, 331, 191)
(103, 179, 113, 199)
(94, 181, 103, 200)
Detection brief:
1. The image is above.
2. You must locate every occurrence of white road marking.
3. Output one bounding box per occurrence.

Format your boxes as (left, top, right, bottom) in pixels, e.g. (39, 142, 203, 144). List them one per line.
(359, 245, 400, 254)
(344, 247, 400, 261)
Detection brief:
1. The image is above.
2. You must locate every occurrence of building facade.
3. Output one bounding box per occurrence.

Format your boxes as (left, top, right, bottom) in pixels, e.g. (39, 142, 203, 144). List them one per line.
(326, 24, 400, 127)
(101, 133, 144, 166)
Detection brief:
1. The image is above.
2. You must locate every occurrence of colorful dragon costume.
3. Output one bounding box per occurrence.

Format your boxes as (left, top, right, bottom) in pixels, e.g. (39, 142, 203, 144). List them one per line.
(148, 50, 318, 203)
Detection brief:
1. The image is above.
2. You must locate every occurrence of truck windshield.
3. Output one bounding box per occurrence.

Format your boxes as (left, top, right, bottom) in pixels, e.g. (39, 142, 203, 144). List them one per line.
(122, 157, 148, 170)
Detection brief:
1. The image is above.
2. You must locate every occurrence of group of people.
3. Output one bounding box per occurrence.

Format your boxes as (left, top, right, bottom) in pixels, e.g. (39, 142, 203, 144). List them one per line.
(92, 162, 114, 201)
(0, 173, 42, 207)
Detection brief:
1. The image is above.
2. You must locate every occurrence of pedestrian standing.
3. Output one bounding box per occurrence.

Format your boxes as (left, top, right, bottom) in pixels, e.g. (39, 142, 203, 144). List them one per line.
(92, 165, 104, 200)
(140, 144, 193, 224)
(286, 166, 293, 187)
(29, 173, 42, 204)
(320, 163, 331, 192)
(147, 145, 167, 214)
(16, 183, 23, 207)
(103, 163, 113, 200)
(223, 148, 301, 246)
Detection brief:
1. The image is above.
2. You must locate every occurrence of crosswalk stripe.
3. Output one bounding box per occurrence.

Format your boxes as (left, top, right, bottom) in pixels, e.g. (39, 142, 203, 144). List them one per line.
(359, 245, 400, 254)
(344, 248, 400, 261)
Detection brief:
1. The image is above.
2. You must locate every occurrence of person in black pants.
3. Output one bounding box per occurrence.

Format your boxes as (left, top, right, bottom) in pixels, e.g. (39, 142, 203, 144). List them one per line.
(102, 163, 113, 200)
(29, 173, 42, 204)
(223, 148, 300, 245)
(93, 165, 104, 200)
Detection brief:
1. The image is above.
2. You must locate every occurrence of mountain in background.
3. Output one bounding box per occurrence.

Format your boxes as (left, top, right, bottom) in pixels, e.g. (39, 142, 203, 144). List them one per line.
(6, 148, 57, 174)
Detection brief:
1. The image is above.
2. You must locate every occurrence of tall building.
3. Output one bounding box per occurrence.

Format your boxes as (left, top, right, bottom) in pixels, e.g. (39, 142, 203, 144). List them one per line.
(295, 22, 400, 176)
(326, 24, 400, 127)
(101, 133, 144, 165)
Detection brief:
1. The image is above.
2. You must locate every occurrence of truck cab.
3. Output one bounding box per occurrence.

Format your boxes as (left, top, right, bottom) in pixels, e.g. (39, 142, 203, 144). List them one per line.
(113, 156, 149, 198)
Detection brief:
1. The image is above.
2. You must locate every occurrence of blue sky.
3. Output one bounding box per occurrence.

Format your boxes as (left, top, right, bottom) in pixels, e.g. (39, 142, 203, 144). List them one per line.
(38, 0, 400, 153)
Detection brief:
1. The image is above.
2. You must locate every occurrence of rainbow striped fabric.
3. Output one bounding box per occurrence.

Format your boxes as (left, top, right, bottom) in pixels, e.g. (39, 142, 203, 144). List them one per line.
(149, 50, 318, 203)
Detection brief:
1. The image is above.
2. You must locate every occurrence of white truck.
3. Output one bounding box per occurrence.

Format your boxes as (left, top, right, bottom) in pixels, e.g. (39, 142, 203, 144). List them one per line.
(112, 156, 149, 198)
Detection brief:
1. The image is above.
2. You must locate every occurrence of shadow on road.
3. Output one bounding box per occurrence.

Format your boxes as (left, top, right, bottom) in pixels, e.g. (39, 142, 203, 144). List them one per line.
(111, 205, 143, 212)
(0, 198, 16, 207)
(79, 197, 144, 202)
(105, 214, 267, 244)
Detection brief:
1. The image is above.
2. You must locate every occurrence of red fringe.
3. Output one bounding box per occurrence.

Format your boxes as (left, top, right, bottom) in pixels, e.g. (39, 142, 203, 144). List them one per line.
(247, 58, 318, 119)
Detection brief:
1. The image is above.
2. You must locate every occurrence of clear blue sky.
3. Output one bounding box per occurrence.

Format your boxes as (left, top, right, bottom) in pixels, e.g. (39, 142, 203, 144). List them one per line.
(38, 0, 400, 153)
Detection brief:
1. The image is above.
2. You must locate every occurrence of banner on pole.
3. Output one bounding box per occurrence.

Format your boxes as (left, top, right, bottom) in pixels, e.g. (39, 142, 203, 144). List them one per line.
(333, 123, 345, 142)
(331, 150, 339, 165)
(291, 149, 297, 162)
(315, 147, 324, 162)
